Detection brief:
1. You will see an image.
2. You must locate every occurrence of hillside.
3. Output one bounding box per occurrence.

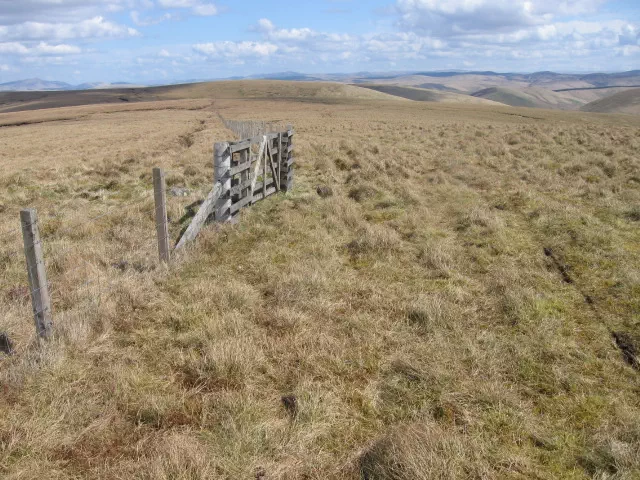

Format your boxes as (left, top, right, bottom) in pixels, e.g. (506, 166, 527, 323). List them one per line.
(4, 72, 640, 114)
(472, 86, 584, 110)
(354, 84, 504, 105)
(352, 70, 640, 94)
(0, 80, 405, 114)
(1, 83, 640, 478)
(3, 70, 640, 93)
(550, 86, 640, 104)
(160, 80, 409, 102)
(363, 73, 530, 92)
(580, 88, 640, 115)
(349, 70, 640, 113)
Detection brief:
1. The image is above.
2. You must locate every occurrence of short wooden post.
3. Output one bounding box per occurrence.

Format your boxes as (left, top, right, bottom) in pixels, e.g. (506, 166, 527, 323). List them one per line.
(263, 137, 268, 199)
(20, 208, 53, 340)
(280, 126, 294, 192)
(278, 131, 283, 173)
(287, 125, 294, 190)
(240, 148, 249, 203)
(153, 167, 170, 263)
(214, 142, 231, 223)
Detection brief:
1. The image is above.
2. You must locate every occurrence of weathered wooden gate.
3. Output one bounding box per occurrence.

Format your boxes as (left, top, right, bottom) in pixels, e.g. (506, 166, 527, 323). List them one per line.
(214, 127, 294, 223)
(174, 127, 295, 250)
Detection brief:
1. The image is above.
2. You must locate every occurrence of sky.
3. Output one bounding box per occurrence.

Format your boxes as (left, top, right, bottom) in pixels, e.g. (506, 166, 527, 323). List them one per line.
(0, 0, 638, 84)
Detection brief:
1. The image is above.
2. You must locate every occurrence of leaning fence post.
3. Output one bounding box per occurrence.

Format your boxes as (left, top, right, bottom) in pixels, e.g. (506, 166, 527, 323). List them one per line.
(214, 142, 231, 223)
(20, 208, 53, 340)
(153, 167, 170, 263)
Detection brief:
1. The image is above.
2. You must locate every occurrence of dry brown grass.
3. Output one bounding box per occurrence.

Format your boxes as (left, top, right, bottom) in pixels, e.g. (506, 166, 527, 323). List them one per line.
(1, 83, 640, 479)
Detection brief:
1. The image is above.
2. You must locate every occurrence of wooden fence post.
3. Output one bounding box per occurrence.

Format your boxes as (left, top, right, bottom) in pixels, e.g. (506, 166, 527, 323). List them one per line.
(20, 209, 53, 340)
(214, 142, 231, 223)
(280, 126, 294, 192)
(153, 167, 170, 263)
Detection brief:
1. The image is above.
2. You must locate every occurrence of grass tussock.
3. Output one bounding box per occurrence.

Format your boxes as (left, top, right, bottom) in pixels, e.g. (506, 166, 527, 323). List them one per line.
(359, 422, 489, 479)
(1, 89, 640, 479)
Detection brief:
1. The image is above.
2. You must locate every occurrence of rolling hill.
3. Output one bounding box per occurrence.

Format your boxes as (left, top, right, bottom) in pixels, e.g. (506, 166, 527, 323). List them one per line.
(0, 80, 407, 114)
(549, 86, 640, 104)
(580, 88, 640, 115)
(355, 84, 504, 106)
(350, 70, 640, 93)
(3, 72, 640, 114)
(472, 86, 584, 110)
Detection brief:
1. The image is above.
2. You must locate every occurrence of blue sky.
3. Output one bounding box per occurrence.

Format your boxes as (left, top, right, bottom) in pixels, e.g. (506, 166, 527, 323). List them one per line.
(0, 0, 638, 84)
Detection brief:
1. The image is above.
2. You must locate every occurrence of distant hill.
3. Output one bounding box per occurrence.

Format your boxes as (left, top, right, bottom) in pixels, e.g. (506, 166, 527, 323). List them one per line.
(0, 80, 408, 113)
(246, 71, 326, 81)
(578, 70, 640, 88)
(355, 84, 504, 106)
(75, 82, 147, 90)
(3, 70, 640, 92)
(0, 78, 147, 92)
(472, 87, 583, 110)
(350, 70, 640, 97)
(0, 78, 75, 92)
(3, 71, 640, 114)
(580, 88, 640, 115)
(157, 80, 409, 102)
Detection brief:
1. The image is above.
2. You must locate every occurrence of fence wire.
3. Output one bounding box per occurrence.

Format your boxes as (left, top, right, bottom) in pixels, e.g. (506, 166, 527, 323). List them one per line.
(218, 113, 287, 141)
(1, 116, 292, 352)
(0, 177, 194, 350)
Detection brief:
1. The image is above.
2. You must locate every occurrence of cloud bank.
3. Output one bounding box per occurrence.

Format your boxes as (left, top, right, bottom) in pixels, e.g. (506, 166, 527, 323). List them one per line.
(0, 0, 637, 83)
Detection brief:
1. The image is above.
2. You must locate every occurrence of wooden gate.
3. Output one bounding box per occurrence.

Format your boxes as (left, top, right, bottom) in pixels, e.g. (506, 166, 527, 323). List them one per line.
(214, 127, 294, 223)
(174, 126, 294, 250)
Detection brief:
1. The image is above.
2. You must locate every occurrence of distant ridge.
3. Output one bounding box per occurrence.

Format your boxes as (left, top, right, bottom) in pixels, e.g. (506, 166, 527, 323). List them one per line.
(0, 78, 147, 92)
(3, 70, 640, 92)
(1, 71, 640, 114)
(0, 78, 75, 92)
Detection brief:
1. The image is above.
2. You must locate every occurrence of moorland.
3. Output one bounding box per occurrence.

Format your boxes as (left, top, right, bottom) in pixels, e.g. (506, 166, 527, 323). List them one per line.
(1, 80, 640, 479)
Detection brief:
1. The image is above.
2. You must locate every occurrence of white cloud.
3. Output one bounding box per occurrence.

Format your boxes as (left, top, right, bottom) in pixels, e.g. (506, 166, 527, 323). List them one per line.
(0, 41, 81, 55)
(156, 0, 219, 16)
(232, 15, 640, 71)
(252, 18, 357, 56)
(157, 0, 198, 6)
(255, 18, 316, 42)
(1, 0, 637, 83)
(0, 16, 139, 41)
(249, 18, 448, 63)
(34, 42, 82, 54)
(457, 19, 637, 47)
(130, 10, 174, 26)
(0, 0, 142, 25)
(394, 0, 608, 36)
(0, 42, 29, 54)
(193, 41, 278, 61)
(620, 45, 640, 56)
(192, 4, 218, 16)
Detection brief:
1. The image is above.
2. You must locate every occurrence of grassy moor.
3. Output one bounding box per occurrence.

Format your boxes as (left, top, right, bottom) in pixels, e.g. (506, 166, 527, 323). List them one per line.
(1, 81, 640, 479)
